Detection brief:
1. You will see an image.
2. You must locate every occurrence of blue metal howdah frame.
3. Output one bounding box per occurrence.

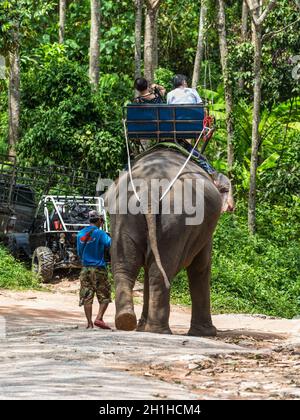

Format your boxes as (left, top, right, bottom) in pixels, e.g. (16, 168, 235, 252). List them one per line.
(124, 104, 206, 142)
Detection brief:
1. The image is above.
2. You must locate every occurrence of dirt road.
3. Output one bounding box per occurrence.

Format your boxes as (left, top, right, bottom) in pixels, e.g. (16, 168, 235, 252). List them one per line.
(0, 279, 299, 400)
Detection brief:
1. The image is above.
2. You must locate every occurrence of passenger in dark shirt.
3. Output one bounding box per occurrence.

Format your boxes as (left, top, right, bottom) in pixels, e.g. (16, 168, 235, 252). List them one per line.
(134, 77, 166, 104)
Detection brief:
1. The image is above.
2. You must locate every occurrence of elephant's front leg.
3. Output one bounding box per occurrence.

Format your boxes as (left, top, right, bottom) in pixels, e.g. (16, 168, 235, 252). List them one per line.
(143, 263, 172, 334)
(187, 240, 217, 337)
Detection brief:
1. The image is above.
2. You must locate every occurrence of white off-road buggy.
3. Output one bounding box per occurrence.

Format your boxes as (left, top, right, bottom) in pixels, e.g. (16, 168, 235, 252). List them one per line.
(29, 195, 108, 282)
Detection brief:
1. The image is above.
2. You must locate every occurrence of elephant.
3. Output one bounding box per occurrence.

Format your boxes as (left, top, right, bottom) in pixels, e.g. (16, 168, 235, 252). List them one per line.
(105, 147, 233, 336)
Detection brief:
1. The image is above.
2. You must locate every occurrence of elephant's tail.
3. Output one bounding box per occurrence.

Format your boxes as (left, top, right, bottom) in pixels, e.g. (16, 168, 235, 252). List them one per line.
(145, 212, 170, 289)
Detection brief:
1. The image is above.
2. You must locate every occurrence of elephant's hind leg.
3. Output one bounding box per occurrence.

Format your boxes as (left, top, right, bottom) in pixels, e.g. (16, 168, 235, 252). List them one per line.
(136, 268, 149, 332)
(187, 240, 217, 337)
(141, 262, 172, 335)
(114, 266, 139, 331)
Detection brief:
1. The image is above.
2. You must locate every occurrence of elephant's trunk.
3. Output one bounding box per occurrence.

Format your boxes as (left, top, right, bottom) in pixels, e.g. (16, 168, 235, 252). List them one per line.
(145, 212, 170, 289)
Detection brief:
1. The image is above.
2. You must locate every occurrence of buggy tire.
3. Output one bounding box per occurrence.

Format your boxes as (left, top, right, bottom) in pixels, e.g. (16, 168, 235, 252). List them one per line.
(32, 246, 54, 283)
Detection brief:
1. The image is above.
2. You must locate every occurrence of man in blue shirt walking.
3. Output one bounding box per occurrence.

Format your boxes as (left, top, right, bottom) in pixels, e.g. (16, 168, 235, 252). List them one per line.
(77, 210, 112, 329)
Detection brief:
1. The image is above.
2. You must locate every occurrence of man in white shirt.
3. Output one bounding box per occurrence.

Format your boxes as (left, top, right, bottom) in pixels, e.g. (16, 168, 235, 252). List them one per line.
(167, 74, 203, 104)
(166, 75, 234, 212)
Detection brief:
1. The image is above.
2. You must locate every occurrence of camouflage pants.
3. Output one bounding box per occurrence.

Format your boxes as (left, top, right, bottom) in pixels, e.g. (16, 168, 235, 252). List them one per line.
(79, 267, 111, 306)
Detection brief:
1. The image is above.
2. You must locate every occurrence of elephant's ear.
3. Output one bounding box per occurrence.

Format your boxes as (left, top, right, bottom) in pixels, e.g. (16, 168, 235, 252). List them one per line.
(212, 173, 235, 213)
(212, 173, 231, 193)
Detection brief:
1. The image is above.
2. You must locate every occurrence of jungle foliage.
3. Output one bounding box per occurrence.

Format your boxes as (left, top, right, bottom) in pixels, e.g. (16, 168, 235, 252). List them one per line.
(0, 0, 299, 317)
(0, 246, 40, 289)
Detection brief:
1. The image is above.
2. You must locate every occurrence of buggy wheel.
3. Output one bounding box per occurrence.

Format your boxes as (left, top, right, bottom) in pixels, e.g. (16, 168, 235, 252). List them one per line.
(32, 247, 54, 283)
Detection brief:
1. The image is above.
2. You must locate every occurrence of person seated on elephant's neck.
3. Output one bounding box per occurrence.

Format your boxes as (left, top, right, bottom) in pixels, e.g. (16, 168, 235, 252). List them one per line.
(134, 77, 166, 104)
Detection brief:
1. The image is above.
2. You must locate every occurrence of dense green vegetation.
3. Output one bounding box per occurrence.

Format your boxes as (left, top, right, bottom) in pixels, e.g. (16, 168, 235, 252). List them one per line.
(0, 246, 39, 289)
(172, 203, 300, 318)
(0, 1, 299, 317)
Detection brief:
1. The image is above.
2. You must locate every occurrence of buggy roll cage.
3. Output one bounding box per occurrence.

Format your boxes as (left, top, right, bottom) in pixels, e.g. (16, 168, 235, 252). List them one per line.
(36, 195, 108, 234)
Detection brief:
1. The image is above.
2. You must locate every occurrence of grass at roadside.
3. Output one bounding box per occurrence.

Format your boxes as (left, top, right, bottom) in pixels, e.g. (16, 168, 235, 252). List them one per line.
(0, 245, 40, 289)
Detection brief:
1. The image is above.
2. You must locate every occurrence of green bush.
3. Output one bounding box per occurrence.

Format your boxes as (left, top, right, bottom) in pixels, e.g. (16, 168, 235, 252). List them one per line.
(18, 50, 130, 177)
(0, 246, 40, 289)
(171, 202, 300, 318)
(258, 132, 300, 205)
(154, 68, 175, 92)
(0, 79, 8, 155)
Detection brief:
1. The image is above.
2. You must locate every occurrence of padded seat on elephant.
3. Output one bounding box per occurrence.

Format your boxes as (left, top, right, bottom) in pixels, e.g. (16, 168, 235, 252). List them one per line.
(125, 104, 205, 141)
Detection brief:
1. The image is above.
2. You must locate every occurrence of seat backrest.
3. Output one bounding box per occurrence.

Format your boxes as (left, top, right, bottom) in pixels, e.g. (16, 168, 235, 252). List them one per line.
(126, 104, 205, 141)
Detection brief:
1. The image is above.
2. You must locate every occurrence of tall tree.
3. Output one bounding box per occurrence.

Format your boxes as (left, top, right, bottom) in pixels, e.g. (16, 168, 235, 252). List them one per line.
(238, 0, 249, 89)
(59, 0, 67, 44)
(144, 0, 161, 83)
(8, 31, 20, 158)
(241, 0, 249, 40)
(0, 1, 53, 158)
(217, 0, 234, 171)
(246, 0, 277, 234)
(192, 0, 208, 89)
(134, 0, 143, 79)
(153, 8, 159, 71)
(89, 0, 101, 88)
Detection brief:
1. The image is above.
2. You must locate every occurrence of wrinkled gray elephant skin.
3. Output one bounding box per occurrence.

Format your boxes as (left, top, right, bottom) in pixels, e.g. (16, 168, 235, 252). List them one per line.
(105, 149, 223, 336)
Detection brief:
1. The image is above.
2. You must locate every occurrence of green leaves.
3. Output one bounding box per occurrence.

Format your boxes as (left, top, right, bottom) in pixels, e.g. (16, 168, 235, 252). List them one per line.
(17, 53, 128, 178)
(0, 0, 56, 53)
(257, 152, 280, 173)
(0, 245, 40, 289)
(172, 203, 300, 318)
(154, 67, 174, 91)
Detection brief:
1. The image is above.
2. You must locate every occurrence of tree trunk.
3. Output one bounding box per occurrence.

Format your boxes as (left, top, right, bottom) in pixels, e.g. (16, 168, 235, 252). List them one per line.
(144, 0, 160, 83)
(8, 39, 20, 159)
(59, 0, 67, 44)
(247, 0, 277, 234)
(217, 0, 234, 171)
(242, 0, 249, 39)
(89, 0, 101, 88)
(239, 0, 249, 89)
(192, 0, 208, 89)
(248, 9, 262, 234)
(153, 8, 159, 72)
(134, 0, 143, 79)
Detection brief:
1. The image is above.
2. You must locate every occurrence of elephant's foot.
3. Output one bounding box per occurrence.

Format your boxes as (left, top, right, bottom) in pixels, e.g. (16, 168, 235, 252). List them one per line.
(188, 324, 217, 337)
(115, 311, 137, 331)
(143, 322, 172, 335)
(136, 317, 146, 332)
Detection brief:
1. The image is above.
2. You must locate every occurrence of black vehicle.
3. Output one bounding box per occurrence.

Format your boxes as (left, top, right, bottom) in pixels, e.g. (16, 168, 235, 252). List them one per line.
(0, 156, 36, 235)
(0, 182, 36, 233)
(0, 155, 106, 282)
(0, 205, 16, 236)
